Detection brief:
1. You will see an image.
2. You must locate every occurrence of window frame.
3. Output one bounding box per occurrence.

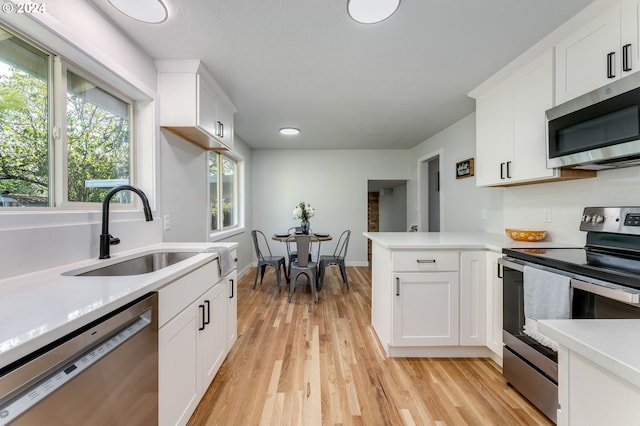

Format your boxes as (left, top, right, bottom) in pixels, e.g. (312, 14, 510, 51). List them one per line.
(0, 24, 138, 211)
(208, 151, 242, 238)
(58, 63, 135, 209)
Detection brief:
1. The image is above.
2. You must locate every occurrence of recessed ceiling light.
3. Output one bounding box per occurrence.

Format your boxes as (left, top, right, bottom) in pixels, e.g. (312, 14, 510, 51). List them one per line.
(108, 0, 168, 24)
(279, 127, 300, 135)
(347, 0, 400, 24)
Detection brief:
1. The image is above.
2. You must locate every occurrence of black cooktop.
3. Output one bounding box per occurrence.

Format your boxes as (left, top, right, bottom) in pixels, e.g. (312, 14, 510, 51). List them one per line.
(503, 246, 640, 290)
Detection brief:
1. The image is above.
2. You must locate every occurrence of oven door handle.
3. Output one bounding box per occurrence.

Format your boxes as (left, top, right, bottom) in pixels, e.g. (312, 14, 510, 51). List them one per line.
(571, 278, 640, 305)
(498, 257, 525, 272)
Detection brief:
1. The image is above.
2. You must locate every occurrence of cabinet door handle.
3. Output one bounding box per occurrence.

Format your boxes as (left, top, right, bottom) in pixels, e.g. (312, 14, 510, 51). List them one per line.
(497, 263, 503, 279)
(500, 162, 505, 180)
(204, 300, 211, 325)
(506, 161, 512, 179)
(395, 277, 400, 296)
(416, 259, 436, 263)
(229, 279, 235, 299)
(607, 52, 616, 78)
(216, 121, 224, 137)
(199, 304, 206, 330)
(623, 44, 632, 72)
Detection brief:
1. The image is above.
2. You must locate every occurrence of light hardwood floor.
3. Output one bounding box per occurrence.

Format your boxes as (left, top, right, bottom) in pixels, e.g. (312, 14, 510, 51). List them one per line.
(188, 266, 553, 426)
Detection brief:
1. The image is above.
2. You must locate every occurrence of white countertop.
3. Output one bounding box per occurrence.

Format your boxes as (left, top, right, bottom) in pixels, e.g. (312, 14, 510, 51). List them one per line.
(0, 242, 237, 368)
(539, 319, 640, 388)
(363, 231, 573, 251)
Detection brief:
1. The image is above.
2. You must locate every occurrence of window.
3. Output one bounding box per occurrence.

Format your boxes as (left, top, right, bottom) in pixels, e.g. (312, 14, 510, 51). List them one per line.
(0, 30, 49, 207)
(65, 70, 131, 204)
(0, 27, 133, 208)
(209, 152, 238, 232)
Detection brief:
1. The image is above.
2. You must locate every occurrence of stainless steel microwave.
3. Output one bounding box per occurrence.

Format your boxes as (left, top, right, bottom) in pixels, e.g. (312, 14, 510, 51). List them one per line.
(547, 72, 640, 170)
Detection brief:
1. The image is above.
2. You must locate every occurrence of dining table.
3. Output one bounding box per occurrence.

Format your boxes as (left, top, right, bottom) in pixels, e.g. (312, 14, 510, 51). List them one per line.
(271, 232, 332, 243)
(272, 232, 332, 265)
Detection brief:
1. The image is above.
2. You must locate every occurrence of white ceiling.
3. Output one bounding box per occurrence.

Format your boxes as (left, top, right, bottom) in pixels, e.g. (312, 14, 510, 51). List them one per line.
(91, 0, 594, 150)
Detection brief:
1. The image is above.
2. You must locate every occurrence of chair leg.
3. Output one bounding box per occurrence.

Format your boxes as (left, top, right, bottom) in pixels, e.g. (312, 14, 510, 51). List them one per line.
(253, 264, 260, 289)
(275, 263, 282, 293)
(318, 261, 324, 289)
(311, 272, 317, 303)
(260, 264, 268, 284)
(288, 271, 296, 302)
(339, 262, 349, 289)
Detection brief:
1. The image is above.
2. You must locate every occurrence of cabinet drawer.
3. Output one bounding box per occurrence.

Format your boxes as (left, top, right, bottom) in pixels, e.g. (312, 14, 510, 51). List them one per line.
(158, 260, 219, 327)
(392, 251, 459, 272)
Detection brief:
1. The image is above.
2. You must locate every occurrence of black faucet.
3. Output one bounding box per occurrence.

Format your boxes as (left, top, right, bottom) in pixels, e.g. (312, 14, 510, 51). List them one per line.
(99, 185, 153, 259)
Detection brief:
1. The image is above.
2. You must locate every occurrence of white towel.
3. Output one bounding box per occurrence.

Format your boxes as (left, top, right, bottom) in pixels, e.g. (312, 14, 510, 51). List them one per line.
(204, 246, 236, 276)
(523, 266, 571, 351)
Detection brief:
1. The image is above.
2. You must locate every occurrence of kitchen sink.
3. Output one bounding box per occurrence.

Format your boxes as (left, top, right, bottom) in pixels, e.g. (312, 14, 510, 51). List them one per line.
(66, 251, 201, 276)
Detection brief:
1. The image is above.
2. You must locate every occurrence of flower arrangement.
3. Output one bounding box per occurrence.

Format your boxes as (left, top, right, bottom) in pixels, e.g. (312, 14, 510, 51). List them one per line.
(293, 201, 315, 221)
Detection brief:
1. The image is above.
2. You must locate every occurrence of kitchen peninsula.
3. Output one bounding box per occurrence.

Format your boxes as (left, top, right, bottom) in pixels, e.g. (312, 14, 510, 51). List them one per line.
(364, 232, 556, 360)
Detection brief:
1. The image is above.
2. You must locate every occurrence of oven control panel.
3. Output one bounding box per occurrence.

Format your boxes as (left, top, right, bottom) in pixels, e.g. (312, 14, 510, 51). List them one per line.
(581, 207, 640, 234)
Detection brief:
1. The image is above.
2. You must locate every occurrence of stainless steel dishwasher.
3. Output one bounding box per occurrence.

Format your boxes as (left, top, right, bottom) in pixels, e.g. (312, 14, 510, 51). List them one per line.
(0, 292, 158, 425)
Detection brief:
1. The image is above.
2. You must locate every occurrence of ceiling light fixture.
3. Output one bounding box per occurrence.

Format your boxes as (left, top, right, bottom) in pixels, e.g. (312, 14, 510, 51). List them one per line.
(279, 127, 300, 135)
(347, 0, 400, 24)
(108, 0, 168, 24)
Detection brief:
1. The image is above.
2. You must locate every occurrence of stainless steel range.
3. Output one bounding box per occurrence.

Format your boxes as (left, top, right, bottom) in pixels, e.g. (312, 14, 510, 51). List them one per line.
(499, 207, 640, 423)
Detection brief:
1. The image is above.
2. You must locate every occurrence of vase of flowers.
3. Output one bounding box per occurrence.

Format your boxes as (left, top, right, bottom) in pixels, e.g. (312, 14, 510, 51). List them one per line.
(293, 201, 315, 234)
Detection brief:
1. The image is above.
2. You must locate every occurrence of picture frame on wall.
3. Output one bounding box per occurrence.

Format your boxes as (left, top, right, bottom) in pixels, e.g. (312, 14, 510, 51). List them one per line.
(456, 158, 474, 179)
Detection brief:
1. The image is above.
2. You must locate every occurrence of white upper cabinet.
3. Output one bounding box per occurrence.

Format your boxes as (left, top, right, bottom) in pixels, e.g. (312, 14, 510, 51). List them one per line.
(156, 59, 236, 151)
(556, 0, 640, 104)
(475, 76, 513, 186)
(474, 50, 595, 187)
(475, 51, 555, 186)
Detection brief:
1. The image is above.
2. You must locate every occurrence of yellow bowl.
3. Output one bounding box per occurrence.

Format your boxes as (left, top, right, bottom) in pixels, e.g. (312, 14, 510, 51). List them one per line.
(505, 229, 547, 242)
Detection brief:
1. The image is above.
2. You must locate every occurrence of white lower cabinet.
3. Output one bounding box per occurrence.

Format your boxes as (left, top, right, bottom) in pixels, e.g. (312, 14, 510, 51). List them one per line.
(486, 251, 503, 358)
(226, 270, 238, 349)
(200, 282, 227, 389)
(158, 252, 237, 426)
(557, 346, 640, 426)
(460, 251, 487, 346)
(371, 245, 493, 357)
(159, 298, 200, 426)
(392, 271, 460, 346)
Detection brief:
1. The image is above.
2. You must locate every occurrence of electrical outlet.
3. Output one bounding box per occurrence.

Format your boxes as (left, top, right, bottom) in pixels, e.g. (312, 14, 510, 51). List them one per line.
(163, 215, 171, 231)
(480, 209, 487, 220)
(543, 208, 552, 223)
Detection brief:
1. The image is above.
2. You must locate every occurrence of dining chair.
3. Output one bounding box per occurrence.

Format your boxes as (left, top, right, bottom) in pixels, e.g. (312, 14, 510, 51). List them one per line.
(286, 226, 312, 278)
(251, 230, 287, 293)
(318, 230, 351, 290)
(288, 235, 318, 303)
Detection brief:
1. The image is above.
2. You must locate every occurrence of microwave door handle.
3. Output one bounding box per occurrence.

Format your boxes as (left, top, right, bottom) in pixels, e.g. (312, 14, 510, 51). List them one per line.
(571, 278, 640, 305)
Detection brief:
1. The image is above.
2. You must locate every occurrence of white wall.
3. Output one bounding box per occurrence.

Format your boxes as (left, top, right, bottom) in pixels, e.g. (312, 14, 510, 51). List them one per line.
(503, 167, 640, 245)
(160, 132, 255, 275)
(251, 149, 411, 265)
(160, 131, 209, 242)
(407, 113, 504, 233)
(379, 185, 407, 231)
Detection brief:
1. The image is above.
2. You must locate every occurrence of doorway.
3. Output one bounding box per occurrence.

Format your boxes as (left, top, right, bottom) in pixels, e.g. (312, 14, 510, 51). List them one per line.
(419, 153, 441, 231)
(367, 180, 407, 262)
